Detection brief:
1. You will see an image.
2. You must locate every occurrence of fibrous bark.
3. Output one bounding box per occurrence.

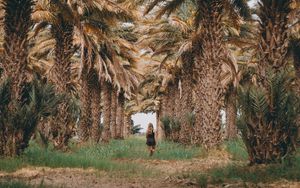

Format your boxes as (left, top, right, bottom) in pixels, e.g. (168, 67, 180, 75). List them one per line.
(110, 88, 117, 138)
(101, 81, 112, 142)
(0, 0, 34, 156)
(116, 92, 125, 139)
(90, 71, 101, 143)
(78, 48, 92, 141)
(225, 86, 238, 140)
(1, 0, 33, 100)
(49, 17, 75, 150)
(178, 52, 194, 145)
(193, 1, 225, 149)
(240, 0, 296, 164)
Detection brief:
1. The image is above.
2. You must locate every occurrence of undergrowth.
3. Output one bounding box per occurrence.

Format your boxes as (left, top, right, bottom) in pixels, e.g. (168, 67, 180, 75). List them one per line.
(185, 149, 300, 187)
(0, 136, 202, 175)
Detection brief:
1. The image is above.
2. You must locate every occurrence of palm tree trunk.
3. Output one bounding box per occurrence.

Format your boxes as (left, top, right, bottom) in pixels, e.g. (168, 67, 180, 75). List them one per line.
(167, 84, 176, 118)
(79, 73, 92, 141)
(225, 87, 237, 140)
(0, 0, 34, 156)
(242, 0, 294, 164)
(48, 17, 75, 150)
(158, 96, 167, 140)
(78, 47, 92, 141)
(173, 81, 181, 142)
(124, 113, 131, 138)
(116, 92, 125, 139)
(90, 72, 101, 143)
(110, 88, 117, 139)
(156, 103, 164, 140)
(257, 0, 291, 86)
(1, 0, 33, 100)
(291, 39, 300, 142)
(194, 2, 224, 149)
(179, 53, 194, 145)
(101, 81, 112, 142)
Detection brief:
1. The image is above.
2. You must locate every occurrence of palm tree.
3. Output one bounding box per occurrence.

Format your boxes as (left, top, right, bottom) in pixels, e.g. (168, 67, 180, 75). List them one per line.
(144, 0, 250, 148)
(137, 13, 195, 143)
(32, 0, 135, 143)
(236, 0, 300, 164)
(239, 70, 299, 164)
(31, 0, 78, 149)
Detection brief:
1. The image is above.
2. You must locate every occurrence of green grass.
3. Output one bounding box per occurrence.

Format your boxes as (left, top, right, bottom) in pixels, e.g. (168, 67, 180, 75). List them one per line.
(224, 138, 248, 161)
(0, 180, 31, 188)
(0, 157, 25, 172)
(76, 136, 203, 160)
(0, 136, 202, 176)
(186, 150, 300, 186)
(0, 179, 55, 188)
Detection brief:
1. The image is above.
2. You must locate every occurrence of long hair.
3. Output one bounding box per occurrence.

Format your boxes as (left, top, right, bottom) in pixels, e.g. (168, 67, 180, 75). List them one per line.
(146, 123, 154, 135)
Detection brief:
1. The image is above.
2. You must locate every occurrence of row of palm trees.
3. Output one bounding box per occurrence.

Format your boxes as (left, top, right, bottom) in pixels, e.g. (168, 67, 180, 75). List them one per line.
(0, 0, 140, 155)
(0, 0, 299, 165)
(130, 0, 300, 164)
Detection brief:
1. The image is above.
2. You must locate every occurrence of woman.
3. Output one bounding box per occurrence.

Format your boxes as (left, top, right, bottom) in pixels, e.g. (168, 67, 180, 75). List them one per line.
(146, 123, 156, 156)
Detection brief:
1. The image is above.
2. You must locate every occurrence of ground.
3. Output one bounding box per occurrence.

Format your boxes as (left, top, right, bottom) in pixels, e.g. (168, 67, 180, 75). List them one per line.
(0, 137, 299, 188)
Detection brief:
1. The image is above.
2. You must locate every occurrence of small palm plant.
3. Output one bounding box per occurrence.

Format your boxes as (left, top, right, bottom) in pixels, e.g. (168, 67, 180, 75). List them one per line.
(238, 70, 300, 164)
(131, 124, 143, 135)
(170, 117, 181, 142)
(0, 78, 63, 156)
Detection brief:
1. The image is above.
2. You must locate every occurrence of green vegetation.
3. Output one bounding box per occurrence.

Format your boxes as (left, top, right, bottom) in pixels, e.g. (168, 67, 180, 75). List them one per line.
(0, 180, 31, 188)
(0, 137, 202, 174)
(224, 139, 248, 161)
(76, 136, 203, 160)
(0, 179, 54, 188)
(185, 150, 300, 186)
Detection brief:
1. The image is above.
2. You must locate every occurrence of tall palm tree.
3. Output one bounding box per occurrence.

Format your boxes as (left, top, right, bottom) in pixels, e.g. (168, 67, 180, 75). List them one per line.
(32, 0, 77, 149)
(137, 13, 195, 142)
(238, 0, 300, 164)
(144, 0, 250, 148)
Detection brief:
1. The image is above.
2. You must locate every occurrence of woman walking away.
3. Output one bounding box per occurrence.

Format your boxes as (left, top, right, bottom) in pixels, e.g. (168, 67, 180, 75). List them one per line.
(146, 123, 156, 156)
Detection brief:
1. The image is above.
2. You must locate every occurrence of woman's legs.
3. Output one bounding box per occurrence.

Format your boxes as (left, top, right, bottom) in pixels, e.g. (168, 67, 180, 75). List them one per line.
(147, 146, 152, 156)
(150, 146, 155, 156)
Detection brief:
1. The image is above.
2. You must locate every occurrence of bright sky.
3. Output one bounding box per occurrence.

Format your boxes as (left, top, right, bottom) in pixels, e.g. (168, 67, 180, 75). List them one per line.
(131, 112, 156, 132)
(249, 0, 257, 7)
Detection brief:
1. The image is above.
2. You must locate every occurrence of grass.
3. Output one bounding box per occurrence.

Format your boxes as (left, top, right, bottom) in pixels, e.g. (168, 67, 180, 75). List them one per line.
(0, 136, 202, 176)
(185, 150, 300, 186)
(224, 138, 248, 161)
(76, 136, 203, 160)
(0, 180, 31, 188)
(3, 136, 299, 186)
(0, 179, 55, 188)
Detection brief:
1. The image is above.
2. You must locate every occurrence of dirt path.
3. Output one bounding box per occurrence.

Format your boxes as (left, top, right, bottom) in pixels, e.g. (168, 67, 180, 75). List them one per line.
(0, 167, 181, 188)
(0, 150, 233, 188)
(1, 157, 300, 188)
(0, 156, 231, 188)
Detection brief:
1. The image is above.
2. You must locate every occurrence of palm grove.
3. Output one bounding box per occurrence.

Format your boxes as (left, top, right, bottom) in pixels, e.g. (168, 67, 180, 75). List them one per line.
(0, 0, 299, 165)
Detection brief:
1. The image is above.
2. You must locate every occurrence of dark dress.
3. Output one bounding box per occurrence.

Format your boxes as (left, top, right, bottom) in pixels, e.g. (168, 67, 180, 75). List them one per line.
(146, 132, 156, 146)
